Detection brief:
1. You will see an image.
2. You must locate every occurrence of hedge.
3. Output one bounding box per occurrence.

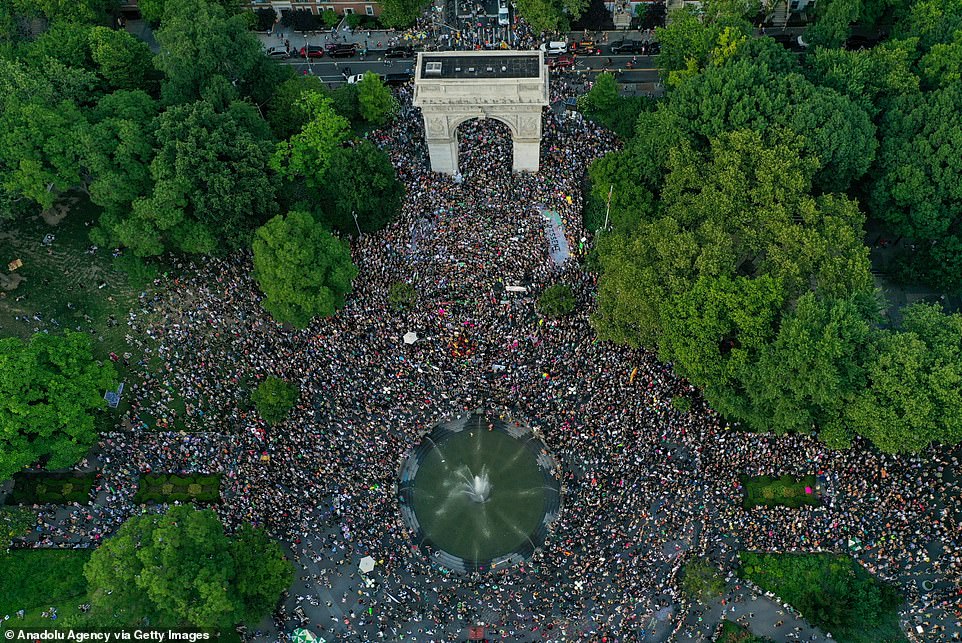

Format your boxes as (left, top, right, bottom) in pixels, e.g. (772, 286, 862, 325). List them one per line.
(6, 472, 96, 505)
(133, 473, 222, 504)
(741, 474, 820, 509)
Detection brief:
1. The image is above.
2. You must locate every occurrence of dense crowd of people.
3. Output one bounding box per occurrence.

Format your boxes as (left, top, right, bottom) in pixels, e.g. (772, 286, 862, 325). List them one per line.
(10, 76, 960, 642)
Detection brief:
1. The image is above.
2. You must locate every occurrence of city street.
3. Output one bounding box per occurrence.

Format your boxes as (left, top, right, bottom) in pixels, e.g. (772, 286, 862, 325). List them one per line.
(277, 53, 659, 87)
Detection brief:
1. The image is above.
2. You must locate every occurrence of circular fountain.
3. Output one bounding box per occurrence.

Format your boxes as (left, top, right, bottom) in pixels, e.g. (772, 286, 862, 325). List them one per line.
(398, 413, 562, 573)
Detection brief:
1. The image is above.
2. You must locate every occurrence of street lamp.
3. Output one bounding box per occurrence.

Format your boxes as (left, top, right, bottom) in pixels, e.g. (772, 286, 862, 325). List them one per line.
(603, 183, 613, 231)
(352, 210, 362, 237)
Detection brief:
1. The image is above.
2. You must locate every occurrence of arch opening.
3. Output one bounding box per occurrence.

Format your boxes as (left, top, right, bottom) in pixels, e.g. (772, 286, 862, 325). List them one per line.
(454, 118, 514, 181)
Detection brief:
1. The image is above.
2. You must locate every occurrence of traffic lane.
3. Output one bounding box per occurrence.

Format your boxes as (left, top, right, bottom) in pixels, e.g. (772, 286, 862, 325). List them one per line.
(287, 59, 416, 83)
(283, 55, 656, 84)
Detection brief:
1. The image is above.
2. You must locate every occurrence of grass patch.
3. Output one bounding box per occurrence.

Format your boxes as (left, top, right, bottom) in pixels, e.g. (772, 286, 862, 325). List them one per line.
(0, 507, 37, 544)
(0, 197, 135, 354)
(0, 549, 91, 630)
(6, 472, 97, 505)
(0, 196, 174, 438)
(739, 552, 905, 643)
(741, 474, 820, 509)
(718, 620, 773, 643)
(133, 473, 222, 504)
(0, 550, 248, 638)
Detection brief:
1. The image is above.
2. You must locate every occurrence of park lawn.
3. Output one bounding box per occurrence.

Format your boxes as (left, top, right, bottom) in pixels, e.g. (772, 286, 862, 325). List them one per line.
(718, 620, 773, 643)
(739, 552, 906, 643)
(0, 549, 91, 630)
(0, 197, 135, 353)
(741, 474, 820, 509)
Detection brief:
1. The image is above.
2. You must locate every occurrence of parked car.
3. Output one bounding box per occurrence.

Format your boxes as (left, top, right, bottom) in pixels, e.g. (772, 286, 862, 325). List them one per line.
(384, 46, 415, 58)
(498, 0, 510, 26)
(326, 43, 358, 58)
(266, 46, 291, 59)
(569, 40, 600, 55)
(547, 54, 576, 70)
(609, 40, 645, 54)
(384, 70, 415, 85)
(346, 73, 369, 84)
(539, 41, 567, 55)
(298, 45, 325, 58)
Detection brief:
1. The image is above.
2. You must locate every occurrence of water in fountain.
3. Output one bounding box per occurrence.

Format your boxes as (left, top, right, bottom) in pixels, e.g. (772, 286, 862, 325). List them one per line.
(456, 465, 491, 503)
(407, 415, 559, 564)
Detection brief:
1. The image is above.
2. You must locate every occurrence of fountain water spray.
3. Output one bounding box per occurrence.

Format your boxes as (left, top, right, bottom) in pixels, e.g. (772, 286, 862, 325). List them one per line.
(456, 465, 491, 503)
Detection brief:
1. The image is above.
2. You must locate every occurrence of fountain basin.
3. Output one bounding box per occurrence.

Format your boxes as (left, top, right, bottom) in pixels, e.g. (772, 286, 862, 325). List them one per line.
(398, 413, 562, 573)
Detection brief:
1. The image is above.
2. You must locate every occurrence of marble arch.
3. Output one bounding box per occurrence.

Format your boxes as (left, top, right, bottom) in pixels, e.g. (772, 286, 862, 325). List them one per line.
(413, 51, 550, 174)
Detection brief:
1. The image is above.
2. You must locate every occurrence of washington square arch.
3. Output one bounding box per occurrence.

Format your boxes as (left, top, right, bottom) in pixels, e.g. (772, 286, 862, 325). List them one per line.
(413, 50, 549, 174)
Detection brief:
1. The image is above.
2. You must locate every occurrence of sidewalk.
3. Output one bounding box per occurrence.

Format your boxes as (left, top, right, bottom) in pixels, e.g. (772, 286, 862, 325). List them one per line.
(677, 580, 830, 642)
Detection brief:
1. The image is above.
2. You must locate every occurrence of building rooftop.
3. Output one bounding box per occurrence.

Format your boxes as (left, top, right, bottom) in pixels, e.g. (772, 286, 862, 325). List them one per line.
(419, 53, 541, 79)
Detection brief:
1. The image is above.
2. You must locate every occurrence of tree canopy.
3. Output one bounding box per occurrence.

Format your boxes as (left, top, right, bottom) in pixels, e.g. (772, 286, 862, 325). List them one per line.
(252, 211, 358, 328)
(378, 0, 429, 29)
(85, 505, 292, 629)
(0, 332, 117, 482)
(114, 99, 276, 256)
(251, 376, 299, 424)
(271, 92, 350, 189)
(589, 6, 962, 453)
(318, 141, 404, 236)
(513, 0, 589, 33)
(154, 0, 275, 105)
(356, 72, 397, 126)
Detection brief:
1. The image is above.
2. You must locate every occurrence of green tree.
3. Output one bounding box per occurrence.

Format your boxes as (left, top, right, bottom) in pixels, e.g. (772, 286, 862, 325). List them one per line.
(843, 303, 962, 452)
(655, 8, 754, 82)
(139, 0, 243, 23)
(82, 90, 159, 229)
(586, 108, 690, 233)
(154, 0, 265, 105)
(378, 0, 428, 28)
(356, 71, 397, 125)
(229, 523, 294, 623)
(918, 30, 962, 89)
(88, 26, 155, 91)
(577, 72, 651, 139)
(807, 38, 920, 116)
(739, 553, 904, 643)
(266, 75, 328, 140)
(388, 281, 417, 311)
(870, 81, 962, 241)
(0, 332, 117, 482)
(805, 0, 861, 48)
(668, 58, 877, 192)
(27, 21, 95, 70)
(252, 211, 358, 328)
(593, 131, 874, 437)
(250, 376, 299, 424)
(319, 141, 404, 235)
(85, 506, 292, 629)
(10, 0, 116, 24)
(0, 94, 89, 210)
(537, 284, 576, 318)
(271, 92, 350, 188)
(893, 0, 962, 50)
(118, 99, 276, 256)
(681, 559, 726, 603)
(738, 293, 874, 437)
(513, 0, 588, 33)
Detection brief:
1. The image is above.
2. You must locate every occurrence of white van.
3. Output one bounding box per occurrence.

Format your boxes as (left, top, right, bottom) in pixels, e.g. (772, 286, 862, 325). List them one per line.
(540, 41, 567, 54)
(498, 0, 509, 25)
